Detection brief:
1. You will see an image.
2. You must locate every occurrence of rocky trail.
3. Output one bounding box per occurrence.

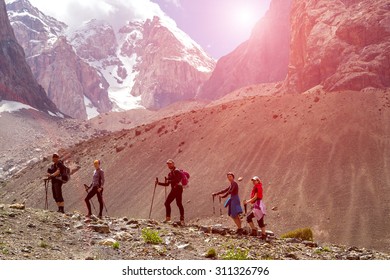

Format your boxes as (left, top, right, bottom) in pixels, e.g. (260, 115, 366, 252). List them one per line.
(0, 203, 389, 260)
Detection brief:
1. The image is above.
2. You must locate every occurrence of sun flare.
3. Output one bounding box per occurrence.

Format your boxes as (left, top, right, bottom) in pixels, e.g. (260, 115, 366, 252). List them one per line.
(233, 6, 258, 29)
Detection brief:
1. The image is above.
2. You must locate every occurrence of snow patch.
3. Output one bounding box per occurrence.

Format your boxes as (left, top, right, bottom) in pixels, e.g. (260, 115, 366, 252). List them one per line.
(109, 87, 144, 112)
(83, 96, 100, 120)
(0, 100, 38, 115)
(48, 111, 65, 118)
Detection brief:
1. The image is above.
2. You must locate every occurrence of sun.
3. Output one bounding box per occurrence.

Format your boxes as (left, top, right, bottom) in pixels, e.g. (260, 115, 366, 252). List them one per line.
(233, 6, 258, 29)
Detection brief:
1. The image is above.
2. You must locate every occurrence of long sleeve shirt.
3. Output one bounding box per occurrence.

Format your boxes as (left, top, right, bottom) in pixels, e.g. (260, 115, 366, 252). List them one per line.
(215, 181, 239, 198)
(91, 168, 105, 188)
(158, 169, 182, 188)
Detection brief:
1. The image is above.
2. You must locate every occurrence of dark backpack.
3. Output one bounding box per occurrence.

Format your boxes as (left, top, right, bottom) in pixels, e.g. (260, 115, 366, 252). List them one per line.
(59, 160, 71, 183)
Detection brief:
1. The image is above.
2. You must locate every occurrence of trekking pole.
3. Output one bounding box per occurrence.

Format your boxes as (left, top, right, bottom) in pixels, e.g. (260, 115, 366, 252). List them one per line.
(44, 178, 49, 210)
(212, 195, 215, 215)
(243, 199, 247, 215)
(149, 177, 158, 219)
(219, 196, 222, 216)
(84, 184, 96, 212)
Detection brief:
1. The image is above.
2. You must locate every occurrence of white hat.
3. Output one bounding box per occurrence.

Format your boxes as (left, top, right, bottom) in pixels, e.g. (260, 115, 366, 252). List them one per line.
(166, 159, 175, 164)
(251, 176, 260, 181)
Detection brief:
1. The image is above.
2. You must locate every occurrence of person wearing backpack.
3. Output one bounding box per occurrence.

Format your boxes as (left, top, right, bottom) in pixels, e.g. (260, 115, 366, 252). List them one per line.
(85, 160, 105, 219)
(155, 159, 185, 226)
(46, 153, 66, 213)
(244, 176, 267, 240)
(212, 172, 244, 235)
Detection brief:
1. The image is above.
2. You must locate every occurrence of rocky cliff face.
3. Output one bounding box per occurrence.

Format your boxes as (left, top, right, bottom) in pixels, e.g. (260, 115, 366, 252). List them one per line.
(70, 16, 215, 110)
(7, 0, 112, 119)
(285, 0, 390, 93)
(0, 0, 59, 114)
(8, 0, 215, 114)
(198, 0, 292, 100)
(129, 17, 215, 109)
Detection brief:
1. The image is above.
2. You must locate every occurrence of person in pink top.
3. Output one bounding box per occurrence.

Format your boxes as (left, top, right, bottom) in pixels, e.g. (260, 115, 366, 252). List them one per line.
(244, 176, 267, 240)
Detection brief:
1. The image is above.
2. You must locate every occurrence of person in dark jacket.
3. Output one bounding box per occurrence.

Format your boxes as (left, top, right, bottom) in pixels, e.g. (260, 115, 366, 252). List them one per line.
(46, 153, 66, 213)
(212, 172, 243, 234)
(155, 159, 185, 225)
(85, 160, 105, 219)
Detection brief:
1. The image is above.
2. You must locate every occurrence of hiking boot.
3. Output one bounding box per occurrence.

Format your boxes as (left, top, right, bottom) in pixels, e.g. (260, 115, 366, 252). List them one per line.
(162, 219, 171, 224)
(98, 215, 103, 220)
(236, 228, 244, 235)
(179, 220, 185, 226)
(261, 234, 267, 241)
(250, 229, 258, 236)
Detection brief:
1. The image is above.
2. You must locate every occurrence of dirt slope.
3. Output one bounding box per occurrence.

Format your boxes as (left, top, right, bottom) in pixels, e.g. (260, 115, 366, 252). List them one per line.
(2, 88, 390, 252)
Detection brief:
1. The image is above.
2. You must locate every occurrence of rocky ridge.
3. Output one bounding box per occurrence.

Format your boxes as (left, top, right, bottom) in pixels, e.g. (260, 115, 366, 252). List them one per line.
(0, 203, 388, 260)
(0, 0, 59, 115)
(6, 0, 112, 119)
(285, 0, 390, 93)
(7, 0, 215, 116)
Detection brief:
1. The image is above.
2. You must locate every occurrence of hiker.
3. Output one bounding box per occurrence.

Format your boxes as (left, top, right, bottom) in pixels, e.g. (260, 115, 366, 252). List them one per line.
(244, 176, 267, 240)
(85, 160, 105, 219)
(46, 153, 65, 213)
(155, 159, 185, 226)
(212, 172, 243, 234)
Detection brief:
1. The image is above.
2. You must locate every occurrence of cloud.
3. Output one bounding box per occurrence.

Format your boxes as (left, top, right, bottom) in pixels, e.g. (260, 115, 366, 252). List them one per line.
(28, 0, 169, 30)
(164, 0, 181, 8)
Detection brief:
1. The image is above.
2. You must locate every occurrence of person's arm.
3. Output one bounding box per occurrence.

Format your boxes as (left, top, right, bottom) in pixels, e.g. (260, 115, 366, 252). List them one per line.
(50, 164, 61, 178)
(245, 193, 258, 205)
(212, 186, 229, 197)
(99, 170, 105, 189)
(157, 176, 170, 187)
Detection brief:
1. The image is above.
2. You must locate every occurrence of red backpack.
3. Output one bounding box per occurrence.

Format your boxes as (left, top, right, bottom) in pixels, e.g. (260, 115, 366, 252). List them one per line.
(179, 169, 190, 188)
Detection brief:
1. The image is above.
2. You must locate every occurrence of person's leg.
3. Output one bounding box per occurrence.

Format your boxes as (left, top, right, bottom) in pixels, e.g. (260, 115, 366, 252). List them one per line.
(232, 216, 242, 234)
(164, 188, 175, 221)
(85, 187, 97, 216)
(257, 217, 267, 240)
(52, 181, 64, 212)
(57, 182, 64, 213)
(175, 186, 184, 223)
(246, 212, 258, 236)
(97, 189, 104, 218)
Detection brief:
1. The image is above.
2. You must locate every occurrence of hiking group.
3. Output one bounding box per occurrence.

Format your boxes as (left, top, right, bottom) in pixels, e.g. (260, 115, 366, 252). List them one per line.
(45, 155, 267, 239)
(46, 154, 106, 219)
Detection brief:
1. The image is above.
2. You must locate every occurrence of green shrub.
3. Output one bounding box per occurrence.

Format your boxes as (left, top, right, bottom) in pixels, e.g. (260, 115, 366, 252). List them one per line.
(222, 248, 249, 260)
(315, 246, 331, 254)
(112, 241, 120, 250)
(205, 248, 217, 258)
(141, 228, 163, 244)
(281, 228, 313, 241)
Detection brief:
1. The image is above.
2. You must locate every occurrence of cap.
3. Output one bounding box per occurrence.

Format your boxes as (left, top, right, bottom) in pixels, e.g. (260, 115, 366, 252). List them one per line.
(226, 172, 235, 178)
(251, 176, 260, 181)
(166, 159, 175, 164)
(52, 153, 59, 158)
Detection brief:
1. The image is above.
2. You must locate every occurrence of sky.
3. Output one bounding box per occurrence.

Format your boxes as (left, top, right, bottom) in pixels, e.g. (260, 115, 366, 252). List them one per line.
(13, 0, 271, 59)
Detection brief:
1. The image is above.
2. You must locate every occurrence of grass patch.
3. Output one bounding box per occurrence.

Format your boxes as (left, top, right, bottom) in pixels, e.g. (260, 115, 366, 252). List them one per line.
(2, 248, 9, 255)
(315, 246, 331, 254)
(222, 248, 249, 260)
(281, 228, 313, 241)
(205, 248, 217, 258)
(141, 228, 163, 244)
(112, 241, 120, 250)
